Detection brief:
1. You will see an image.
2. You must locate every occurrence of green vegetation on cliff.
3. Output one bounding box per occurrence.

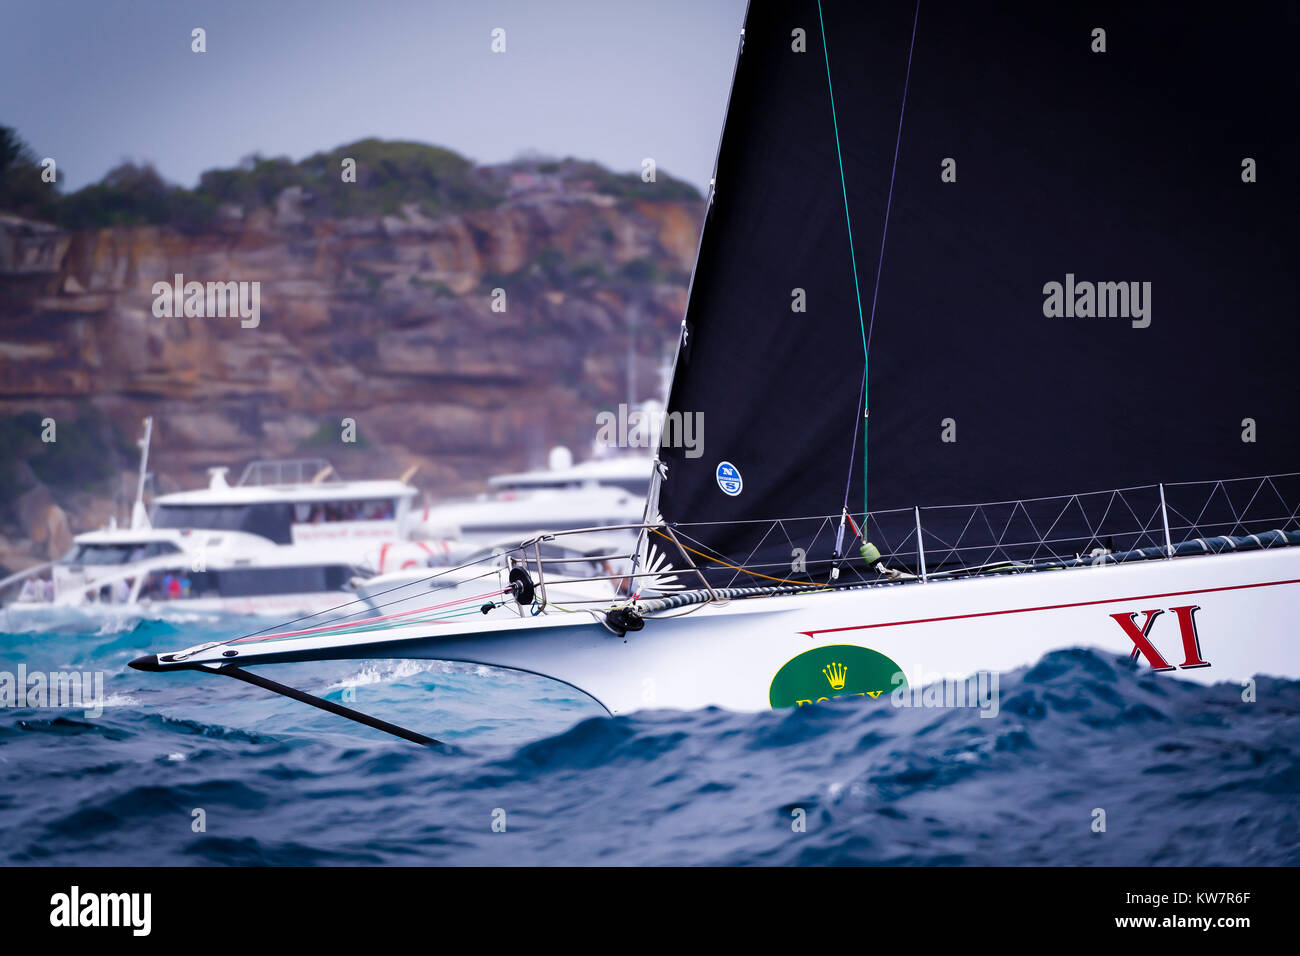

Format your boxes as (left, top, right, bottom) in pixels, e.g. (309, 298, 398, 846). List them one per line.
(200, 139, 501, 219)
(0, 407, 130, 501)
(0, 126, 60, 222)
(0, 127, 701, 230)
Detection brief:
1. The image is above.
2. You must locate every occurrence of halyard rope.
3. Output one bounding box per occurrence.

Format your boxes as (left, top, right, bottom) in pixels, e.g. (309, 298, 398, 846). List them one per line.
(818, 0, 921, 519)
(651, 527, 821, 587)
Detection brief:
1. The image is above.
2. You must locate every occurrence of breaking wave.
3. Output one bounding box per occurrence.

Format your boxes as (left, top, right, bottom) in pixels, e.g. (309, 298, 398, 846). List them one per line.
(1, 619, 1296, 865)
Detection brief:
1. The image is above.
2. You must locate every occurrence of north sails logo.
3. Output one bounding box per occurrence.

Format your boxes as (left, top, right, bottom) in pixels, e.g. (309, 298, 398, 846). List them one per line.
(716, 461, 742, 496)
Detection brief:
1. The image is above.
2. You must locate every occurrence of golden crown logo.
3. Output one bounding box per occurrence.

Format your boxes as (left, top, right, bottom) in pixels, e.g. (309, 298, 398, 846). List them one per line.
(822, 661, 847, 690)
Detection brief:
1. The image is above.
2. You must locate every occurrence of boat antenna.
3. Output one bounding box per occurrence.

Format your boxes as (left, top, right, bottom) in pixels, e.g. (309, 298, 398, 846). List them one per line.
(130, 416, 153, 530)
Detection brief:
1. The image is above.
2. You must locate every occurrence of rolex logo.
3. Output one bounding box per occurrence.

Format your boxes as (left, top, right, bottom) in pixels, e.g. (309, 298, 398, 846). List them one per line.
(769, 645, 905, 710)
(822, 662, 847, 690)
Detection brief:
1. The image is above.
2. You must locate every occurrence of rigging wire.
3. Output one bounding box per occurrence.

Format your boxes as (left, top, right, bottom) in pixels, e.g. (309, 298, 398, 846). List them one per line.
(230, 587, 511, 645)
(651, 527, 818, 588)
(818, 0, 921, 519)
(185, 545, 529, 654)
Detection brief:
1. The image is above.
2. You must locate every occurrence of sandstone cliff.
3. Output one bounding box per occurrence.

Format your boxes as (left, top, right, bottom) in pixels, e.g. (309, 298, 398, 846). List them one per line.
(0, 142, 703, 570)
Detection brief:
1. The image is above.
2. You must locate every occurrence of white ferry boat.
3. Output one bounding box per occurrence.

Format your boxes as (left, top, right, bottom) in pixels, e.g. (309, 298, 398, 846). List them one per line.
(416, 446, 652, 546)
(2, 438, 420, 617)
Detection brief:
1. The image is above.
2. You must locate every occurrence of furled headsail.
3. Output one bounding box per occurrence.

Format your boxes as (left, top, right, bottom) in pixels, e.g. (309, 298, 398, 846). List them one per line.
(652, 0, 1299, 585)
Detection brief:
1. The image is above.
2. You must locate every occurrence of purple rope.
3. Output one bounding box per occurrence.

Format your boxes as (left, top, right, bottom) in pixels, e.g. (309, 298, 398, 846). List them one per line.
(837, 0, 921, 523)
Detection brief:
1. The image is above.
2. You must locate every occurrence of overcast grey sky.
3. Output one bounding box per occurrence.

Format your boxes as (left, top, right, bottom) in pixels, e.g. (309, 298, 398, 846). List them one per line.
(0, 0, 748, 192)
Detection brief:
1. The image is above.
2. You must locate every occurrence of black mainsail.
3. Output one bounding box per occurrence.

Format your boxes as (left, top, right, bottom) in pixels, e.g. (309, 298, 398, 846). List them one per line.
(654, 0, 1299, 583)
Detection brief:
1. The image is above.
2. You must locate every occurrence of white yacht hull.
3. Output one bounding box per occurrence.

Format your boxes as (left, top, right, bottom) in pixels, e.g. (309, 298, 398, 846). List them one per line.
(148, 545, 1300, 716)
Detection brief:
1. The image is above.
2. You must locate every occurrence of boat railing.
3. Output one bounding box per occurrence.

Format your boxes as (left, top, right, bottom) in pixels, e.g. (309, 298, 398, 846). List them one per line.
(900, 472, 1300, 579)
(237, 459, 338, 487)
(0, 562, 56, 605)
(507, 472, 1300, 597)
(229, 473, 1300, 637)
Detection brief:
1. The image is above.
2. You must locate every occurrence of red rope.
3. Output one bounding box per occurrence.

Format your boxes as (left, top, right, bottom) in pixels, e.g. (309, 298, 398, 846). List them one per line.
(231, 587, 511, 644)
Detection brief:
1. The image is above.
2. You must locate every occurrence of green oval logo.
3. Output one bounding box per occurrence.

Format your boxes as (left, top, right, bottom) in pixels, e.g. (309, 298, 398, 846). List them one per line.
(769, 644, 906, 709)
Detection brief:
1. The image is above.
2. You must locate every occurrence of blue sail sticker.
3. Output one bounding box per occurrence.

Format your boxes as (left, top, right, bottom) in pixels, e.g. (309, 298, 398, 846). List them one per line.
(716, 461, 743, 496)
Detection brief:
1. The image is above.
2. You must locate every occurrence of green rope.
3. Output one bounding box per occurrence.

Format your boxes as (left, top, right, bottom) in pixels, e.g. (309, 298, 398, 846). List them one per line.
(816, 0, 870, 518)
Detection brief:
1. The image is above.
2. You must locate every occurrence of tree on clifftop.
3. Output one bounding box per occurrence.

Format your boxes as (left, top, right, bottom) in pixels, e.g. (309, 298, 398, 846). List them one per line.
(0, 125, 60, 222)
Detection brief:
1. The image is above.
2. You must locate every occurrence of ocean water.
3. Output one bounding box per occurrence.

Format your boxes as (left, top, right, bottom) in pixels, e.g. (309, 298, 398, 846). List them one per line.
(1, 610, 1297, 866)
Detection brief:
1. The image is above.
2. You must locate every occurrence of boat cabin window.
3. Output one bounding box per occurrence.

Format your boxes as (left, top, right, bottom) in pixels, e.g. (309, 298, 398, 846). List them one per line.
(139, 564, 354, 600)
(494, 478, 647, 497)
(60, 541, 181, 565)
(606, 478, 650, 496)
(464, 543, 615, 579)
(292, 499, 396, 523)
(152, 503, 295, 544)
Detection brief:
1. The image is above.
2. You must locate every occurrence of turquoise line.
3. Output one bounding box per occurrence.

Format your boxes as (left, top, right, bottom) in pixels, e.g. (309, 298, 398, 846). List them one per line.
(816, 0, 870, 518)
(243, 604, 496, 645)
